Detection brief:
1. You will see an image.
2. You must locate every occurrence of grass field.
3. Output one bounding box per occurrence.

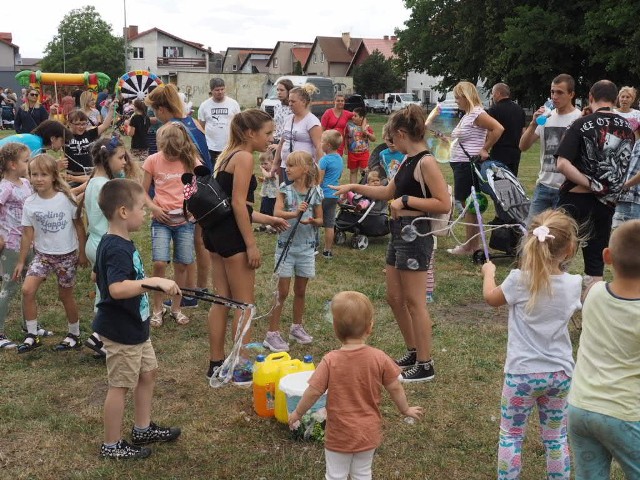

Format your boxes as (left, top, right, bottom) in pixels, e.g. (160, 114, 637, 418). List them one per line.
(0, 116, 621, 479)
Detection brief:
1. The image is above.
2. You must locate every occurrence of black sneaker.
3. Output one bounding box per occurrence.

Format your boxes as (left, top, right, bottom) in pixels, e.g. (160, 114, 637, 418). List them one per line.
(322, 250, 333, 259)
(17, 333, 42, 354)
(131, 422, 181, 445)
(395, 349, 417, 369)
(52, 333, 82, 351)
(206, 360, 224, 380)
(100, 439, 152, 459)
(400, 360, 435, 383)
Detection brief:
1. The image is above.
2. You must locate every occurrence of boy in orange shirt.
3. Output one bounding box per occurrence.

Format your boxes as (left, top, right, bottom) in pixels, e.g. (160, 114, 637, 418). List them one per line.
(289, 291, 422, 479)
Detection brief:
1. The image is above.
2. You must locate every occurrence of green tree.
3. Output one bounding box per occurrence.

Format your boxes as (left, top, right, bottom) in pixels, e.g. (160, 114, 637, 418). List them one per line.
(41, 6, 125, 88)
(353, 50, 403, 97)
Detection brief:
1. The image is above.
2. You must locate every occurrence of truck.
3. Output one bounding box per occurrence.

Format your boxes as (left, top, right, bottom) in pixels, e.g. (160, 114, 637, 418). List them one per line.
(261, 76, 335, 119)
(383, 92, 422, 114)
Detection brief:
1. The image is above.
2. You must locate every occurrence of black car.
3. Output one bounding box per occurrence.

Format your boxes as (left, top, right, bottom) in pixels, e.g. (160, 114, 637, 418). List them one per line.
(364, 98, 386, 114)
(344, 94, 366, 112)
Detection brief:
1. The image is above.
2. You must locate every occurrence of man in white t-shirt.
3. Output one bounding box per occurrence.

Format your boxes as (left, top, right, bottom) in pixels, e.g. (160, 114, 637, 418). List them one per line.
(519, 74, 582, 224)
(197, 78, 241, 169)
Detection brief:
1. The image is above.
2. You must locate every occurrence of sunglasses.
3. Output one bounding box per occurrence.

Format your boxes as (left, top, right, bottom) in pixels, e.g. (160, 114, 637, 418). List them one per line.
(28, 93, 38, 97)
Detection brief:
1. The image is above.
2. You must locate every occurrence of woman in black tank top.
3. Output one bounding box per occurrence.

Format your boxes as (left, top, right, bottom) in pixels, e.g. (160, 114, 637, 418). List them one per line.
(331, 105, 450, 382)
(204, 109, 289, 380)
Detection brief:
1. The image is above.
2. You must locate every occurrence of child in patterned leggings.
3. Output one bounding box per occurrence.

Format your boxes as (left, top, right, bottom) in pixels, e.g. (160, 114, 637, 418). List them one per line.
(481, 209, 582, 480)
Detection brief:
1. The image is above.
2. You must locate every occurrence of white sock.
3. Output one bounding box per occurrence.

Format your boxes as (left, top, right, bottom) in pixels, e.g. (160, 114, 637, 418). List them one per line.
(69, 322, 80, 336)
(26, 320, 38, 335)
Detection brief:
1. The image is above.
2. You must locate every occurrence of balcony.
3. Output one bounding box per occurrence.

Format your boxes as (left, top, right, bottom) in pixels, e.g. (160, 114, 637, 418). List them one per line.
(156, 57, 207, 69)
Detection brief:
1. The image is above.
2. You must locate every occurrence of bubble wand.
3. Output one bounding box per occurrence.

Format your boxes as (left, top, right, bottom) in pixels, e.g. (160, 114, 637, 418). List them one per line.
(470, 186, 490, 261)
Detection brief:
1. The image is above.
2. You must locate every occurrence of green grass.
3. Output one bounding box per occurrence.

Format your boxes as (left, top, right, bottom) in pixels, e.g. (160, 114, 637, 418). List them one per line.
(0, 118, 623, 479)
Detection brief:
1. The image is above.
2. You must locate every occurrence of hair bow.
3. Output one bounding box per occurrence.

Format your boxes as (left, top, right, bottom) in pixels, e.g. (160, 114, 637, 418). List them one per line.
(532, 225, 555, 242)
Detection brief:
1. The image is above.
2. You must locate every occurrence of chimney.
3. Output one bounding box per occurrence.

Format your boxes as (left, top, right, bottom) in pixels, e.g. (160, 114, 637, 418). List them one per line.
(383, 35, 389, 40)
(0, 32, 12, 42)
(341, 32, 351, 49)
(391, 35, 397, 41)
(124, 25, 138, 40)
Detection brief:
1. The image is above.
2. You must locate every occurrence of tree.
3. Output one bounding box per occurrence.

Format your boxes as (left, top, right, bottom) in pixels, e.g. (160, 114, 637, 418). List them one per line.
(41, 6, 125, 89)
(353, 50, 403, 97)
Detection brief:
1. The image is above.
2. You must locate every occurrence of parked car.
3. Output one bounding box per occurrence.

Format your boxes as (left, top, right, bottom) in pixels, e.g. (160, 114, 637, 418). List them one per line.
(261, 76, 334, 119)
(344, 94, 366, 112)
(364, 98, 386, 113)
(383, 92, 422, 114)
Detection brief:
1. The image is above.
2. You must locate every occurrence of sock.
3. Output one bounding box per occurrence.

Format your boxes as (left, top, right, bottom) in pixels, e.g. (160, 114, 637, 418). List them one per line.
(69, 322, 80, 336)
(26, 320, 38, 335)
(103, 441, 119, 448)
(133, 425, 150, 433)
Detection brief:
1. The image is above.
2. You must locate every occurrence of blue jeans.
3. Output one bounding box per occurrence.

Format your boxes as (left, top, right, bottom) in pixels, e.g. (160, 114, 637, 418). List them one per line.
(568, 404, 640, 480)
(527, 183, 559, 226)
(151, 220, 195, 264)
(612, 201, 640, 228)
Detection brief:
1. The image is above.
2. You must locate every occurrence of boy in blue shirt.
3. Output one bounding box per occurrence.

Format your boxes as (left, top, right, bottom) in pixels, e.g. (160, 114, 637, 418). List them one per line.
(93, 178, 182, 459)
(318, 129, 344, 258)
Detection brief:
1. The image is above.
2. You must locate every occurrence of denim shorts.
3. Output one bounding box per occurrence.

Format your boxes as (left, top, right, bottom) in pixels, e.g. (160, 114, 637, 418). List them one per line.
(527, 183, 560, 226)
(151, 220, 195, 264)
(612, 201, 640, 228)
(322, 198, 338, 228)
(386, 217, 434, 271)
(274, 248, 315, 278)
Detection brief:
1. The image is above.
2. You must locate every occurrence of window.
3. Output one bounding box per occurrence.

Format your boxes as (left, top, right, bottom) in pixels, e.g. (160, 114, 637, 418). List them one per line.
(321, 52, 325, 63)
(313, 54, 317, 64)
(232, 64, 237, 71)
(132, 47, 144, 59)
(274, 57, 278, 67)
(162, 46, 183, 58)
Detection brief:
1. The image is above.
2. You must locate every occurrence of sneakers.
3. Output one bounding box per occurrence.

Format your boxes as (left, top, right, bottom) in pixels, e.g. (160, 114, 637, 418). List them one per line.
(85, 333, 107, 357)
(289, 324, 313, 345)
(232, 358, 254, 386)
(0, 334, 17, 350)
(206, 360, 224, 380)
(22, 324, 54, 337)
(131, 422, 181, 445)
(163, 296, 198, 308)
(322, 250, 333, 259)
(263, 331, 290, 352)
(17, 333, 42, 354)
(395, 349, 417, 369)
(446, 245, 473, 256)
(426, 292, 434, 304)
(52, 333, 82, 351)
(400, 360, 435, 383)
(100, 439, 151, 459)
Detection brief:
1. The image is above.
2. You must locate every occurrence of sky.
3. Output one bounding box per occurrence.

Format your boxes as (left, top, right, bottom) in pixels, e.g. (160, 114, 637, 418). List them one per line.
(11, 0, 412, 58)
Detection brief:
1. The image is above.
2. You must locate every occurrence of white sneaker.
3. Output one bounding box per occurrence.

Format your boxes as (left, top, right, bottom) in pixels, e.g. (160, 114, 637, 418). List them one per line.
(263, 331, 290, 352)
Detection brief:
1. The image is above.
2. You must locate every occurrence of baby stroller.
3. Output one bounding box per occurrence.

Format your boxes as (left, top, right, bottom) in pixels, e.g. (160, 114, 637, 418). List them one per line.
(470, 159, 530, 264)
(334, 193, 390, 250)
(1, 104, 15, 129)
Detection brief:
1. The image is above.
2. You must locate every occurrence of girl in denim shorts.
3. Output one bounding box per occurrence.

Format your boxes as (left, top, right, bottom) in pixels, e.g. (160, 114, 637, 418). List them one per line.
(142, 122, 199, 327)
(13, 154, 88, 353)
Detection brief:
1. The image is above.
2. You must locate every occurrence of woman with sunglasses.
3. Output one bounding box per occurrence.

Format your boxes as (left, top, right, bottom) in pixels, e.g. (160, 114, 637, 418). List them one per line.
(14, 88, 49, 134)
(79, 91, 102, 127)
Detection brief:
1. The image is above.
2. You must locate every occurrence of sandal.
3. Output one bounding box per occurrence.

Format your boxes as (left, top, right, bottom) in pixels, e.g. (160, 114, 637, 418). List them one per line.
(169, 310, 190, 325)
(150, 310, 165, 327)
(17, 333, 42, 354)
(53, 333, 82, 351)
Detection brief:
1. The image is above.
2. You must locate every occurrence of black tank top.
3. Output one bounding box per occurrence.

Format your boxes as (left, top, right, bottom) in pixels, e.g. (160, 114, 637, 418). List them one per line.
(215, 151, 258, 203)
(393, 150, 431, 202)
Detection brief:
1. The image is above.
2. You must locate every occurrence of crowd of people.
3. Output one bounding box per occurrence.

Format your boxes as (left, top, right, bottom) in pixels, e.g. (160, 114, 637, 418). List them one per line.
(0, 74, 639, 478)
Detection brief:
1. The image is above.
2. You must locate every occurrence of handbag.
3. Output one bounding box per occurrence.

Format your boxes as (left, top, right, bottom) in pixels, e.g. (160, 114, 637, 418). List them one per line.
(417, 155, 453, 237)
(181, 165, 232, 229)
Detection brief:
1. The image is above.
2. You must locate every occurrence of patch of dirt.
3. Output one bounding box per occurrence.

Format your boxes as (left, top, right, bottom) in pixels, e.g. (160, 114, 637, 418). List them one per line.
(434, 303, 508, 325)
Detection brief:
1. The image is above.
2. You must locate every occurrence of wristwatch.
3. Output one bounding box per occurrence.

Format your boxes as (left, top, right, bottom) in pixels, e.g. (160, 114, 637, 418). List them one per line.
(402, 195, 409, 209)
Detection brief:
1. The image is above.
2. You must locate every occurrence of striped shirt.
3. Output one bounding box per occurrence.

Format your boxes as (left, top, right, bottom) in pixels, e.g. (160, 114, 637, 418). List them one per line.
(451, 106, 488, 163)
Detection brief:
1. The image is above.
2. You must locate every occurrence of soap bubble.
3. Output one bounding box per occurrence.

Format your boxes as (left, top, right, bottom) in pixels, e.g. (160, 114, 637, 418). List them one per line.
(401, 225, 418, 242)
(406, 258, 419, 270)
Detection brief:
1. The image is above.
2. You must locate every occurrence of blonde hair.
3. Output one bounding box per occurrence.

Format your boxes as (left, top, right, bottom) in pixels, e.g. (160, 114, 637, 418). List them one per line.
(0, 142, 30, 177)
(367, 170, 381, 184)
(145, 83, 184, 118)
(156, 122, 199, 173)
(322, 129, 343, 151)
(618, 86, 637, 104)
(22, 88, 41, 111)
(609, 219, 640, 279)
(217, 109, 274, 172)
(453, 81, 483, 112)
(79, 90, 95, 111)
(519, 209, 579, 311)
(290, 83, 319, 107)
(286, 150, 316, 188)
(331, 291, 374, 342)
(29, 154, 76, 205)
(258, 150, 274, 166)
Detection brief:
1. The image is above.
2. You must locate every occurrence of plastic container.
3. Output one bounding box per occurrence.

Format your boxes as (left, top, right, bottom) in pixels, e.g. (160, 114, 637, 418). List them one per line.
(279, 371, 327, 418)
(274, 359, 304, 423)
(301, 355, 315, 371)
(253, 352, 291, 418)
(536, 99, 555, 126)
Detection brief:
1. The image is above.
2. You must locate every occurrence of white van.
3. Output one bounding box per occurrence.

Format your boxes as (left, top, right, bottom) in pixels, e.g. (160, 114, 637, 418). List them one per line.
(383, 92, 421, 114)
(261, 76, 334, 118)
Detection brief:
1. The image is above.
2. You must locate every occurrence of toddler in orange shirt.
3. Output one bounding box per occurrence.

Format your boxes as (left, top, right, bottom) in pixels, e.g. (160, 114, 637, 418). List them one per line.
(288, 291, 423, 480)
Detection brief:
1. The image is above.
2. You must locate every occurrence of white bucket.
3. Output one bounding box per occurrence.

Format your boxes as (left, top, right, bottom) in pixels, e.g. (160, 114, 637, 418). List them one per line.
(278, 371, 326, 417)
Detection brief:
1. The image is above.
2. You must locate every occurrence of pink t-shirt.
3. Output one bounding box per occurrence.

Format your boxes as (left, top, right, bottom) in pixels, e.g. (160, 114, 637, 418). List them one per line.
(143, 152, 198, 213)
(308, 345, 402, 453)
(0, 178, 33, 251)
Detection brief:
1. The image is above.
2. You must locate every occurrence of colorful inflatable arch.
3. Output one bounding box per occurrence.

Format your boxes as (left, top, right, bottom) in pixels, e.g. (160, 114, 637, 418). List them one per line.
(15, 70, 111, 94)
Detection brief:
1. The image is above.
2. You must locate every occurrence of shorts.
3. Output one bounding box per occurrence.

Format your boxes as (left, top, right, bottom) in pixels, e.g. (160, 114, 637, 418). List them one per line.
(102, 337, 158, 389)
(259, 196, 276, 216)
(202, 206, 253, 258)
(386, 217, 434, 271)
(26, 250, 78, 288)
(322, 198, 339, 228)
(274, 248, 315, 278)
(612, 201, 640, 228)
(348, 151, 370, 170)
(151, 220, 195, 264)
(450, 161, 480, 204)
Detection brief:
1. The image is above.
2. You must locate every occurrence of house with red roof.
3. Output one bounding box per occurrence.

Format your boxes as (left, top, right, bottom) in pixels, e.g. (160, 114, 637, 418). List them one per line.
(304, 33, 363, 77)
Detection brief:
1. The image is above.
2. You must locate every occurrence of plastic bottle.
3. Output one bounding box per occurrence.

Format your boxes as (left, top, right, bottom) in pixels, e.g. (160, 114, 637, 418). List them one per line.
(253, 352, 290, 418)
(535, 99, 555, 126)
(301, 355, 315, 372)
(274, 359, 303, 423)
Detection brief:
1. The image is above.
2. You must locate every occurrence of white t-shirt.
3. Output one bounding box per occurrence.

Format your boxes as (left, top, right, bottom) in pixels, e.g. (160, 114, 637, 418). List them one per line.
(21, 191, 79, 254)
(501, 269, 582, 376)
(569, 281, 640, 421)
(280, 112, 321, 167)
(198, 96, 241, 151)
(534, 108, 582, 188)
(614, 108, 640, 133)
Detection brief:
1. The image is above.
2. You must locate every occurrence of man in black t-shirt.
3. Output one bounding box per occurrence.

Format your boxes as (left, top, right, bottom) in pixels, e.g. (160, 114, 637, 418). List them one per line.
(487, 83, 525, 176)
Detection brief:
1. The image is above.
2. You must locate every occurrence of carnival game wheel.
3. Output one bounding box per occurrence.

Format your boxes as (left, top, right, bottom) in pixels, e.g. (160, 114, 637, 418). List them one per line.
(116, 70, 163, 100)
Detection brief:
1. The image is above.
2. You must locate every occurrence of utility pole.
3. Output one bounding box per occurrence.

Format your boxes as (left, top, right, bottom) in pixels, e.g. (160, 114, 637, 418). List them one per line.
(62, 32, 66, 73)
(123, 0, 128, 72)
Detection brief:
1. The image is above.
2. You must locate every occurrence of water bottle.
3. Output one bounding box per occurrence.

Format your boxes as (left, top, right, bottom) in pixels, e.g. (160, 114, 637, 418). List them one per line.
(535, 99, 555, 126)
(301, 355, 315, 371)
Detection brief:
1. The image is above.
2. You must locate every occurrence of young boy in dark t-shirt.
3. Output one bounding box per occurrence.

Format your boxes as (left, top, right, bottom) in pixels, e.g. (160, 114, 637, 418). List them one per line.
(93, 178, 182, 459)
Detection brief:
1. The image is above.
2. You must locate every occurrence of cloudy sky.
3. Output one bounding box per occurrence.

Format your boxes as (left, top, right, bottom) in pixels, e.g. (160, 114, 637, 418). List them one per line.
(12, 0, 412, 58)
